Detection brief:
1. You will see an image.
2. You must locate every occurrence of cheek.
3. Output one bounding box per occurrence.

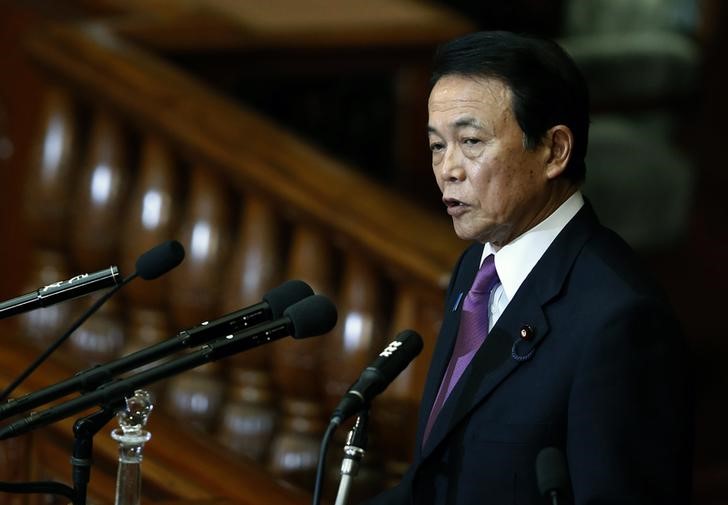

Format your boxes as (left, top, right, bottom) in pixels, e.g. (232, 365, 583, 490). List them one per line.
(476, 157, 533, 210)
(469, 155, 504, 196)
(503, 162, 547, 209)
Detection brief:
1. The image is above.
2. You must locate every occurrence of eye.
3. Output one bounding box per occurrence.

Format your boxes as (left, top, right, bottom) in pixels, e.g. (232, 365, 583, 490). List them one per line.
(429, 141, 445, 153)
(463, 137, 481, 146)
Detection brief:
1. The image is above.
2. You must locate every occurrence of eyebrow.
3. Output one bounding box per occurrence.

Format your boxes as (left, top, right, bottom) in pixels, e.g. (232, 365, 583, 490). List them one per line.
(454, 117, 486, 130)
(428, 116, 487, 136)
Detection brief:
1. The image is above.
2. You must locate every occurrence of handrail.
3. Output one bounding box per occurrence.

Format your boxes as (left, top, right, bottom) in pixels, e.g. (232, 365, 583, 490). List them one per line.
(24, 21, 464, 290)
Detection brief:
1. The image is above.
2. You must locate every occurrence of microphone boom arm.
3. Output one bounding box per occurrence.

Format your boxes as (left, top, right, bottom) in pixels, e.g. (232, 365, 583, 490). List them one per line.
(0, 279, 314, 419)
(0, 331, 184, 420)
(0, 318, 292, 440)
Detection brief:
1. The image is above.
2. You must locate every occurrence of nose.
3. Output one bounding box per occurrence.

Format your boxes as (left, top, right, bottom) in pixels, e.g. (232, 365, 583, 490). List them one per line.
(437, 146, 465, 183)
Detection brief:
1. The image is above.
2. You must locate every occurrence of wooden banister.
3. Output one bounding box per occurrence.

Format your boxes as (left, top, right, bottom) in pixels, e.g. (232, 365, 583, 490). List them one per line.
(73, 0, 474, 51)
(6, 8, 468, 503)
(25, 23, 463, 288)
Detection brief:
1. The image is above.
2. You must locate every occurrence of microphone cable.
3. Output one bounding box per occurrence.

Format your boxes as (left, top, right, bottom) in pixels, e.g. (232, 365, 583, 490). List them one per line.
(0, 273, 135, 402)
(0, 480, 76, 503)
(313, 329, 422, 505)
(312, 418, 338, 505)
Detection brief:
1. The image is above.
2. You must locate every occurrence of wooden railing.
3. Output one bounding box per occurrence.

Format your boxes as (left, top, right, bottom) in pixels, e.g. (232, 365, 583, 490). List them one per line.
(1, 10, 468, 505)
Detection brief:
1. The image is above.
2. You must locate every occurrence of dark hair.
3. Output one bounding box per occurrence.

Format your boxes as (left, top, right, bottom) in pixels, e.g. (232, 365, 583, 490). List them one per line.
(431, 31, 590, 183)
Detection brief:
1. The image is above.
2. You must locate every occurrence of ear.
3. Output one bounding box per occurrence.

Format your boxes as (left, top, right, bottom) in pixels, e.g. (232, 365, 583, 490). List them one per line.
(544, 125, 573, 179)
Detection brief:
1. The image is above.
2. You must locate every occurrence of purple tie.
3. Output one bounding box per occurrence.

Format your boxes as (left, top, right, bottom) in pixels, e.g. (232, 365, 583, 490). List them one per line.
(423, 254, 499, 444)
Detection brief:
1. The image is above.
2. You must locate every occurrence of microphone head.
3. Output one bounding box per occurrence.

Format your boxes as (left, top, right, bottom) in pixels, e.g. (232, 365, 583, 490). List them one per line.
(135, 240, 186, 280)
(536, 446, 569, 498)
(329, 329, 423, 424)
(373, 329, 423, 383)
(283, 294, 337, 339)
(263, 280, 314, 318)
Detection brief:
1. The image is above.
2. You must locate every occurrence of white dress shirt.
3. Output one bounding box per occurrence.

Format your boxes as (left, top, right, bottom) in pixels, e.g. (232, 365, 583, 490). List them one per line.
(481, 191, 585, 330)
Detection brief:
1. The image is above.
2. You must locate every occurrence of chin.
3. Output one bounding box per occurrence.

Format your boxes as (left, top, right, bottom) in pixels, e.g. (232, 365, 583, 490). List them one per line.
(453, 227, 484, 243)
(452, 218, 504, 244)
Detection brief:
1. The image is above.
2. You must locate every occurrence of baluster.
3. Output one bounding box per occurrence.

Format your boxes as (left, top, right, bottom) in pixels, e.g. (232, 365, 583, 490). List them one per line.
(373, 284, 440, 487)
(269, 398, 326, 491)
(68, 297, 125, 365)
(120, 134, 179, 307)
(117, 135, 179, 391)
(2, 87, 80, 498)
(323, 253, 384, 412)
(6, 91, 68, 502)
(17, 87, 80, 344)
(268, 225, 336, 487)
(64, 108, 129, 363)
(164, 166, 231, 432)
(272, 226, 335, 396)
(23, 85, 78, 250)
(70, 109, 129, 267)
(124, 308, 171, 401)
(216, 196, 282, 463)
(322, 253, 386, 503)
(167, 166, 231, 325)
(218, 368, 277, 462)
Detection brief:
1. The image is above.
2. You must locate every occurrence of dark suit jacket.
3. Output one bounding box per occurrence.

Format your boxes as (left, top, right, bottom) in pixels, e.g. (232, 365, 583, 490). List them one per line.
(365, 203, 693, 505)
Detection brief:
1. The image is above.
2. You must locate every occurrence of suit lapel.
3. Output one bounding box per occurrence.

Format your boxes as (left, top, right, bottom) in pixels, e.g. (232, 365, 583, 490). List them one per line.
(414, 244, 482, 458)
(418, 203, 600, 460)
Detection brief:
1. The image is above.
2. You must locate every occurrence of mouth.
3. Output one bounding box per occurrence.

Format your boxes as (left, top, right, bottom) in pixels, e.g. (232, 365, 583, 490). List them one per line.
(443, 197, 465, 207)
(443, 197, 468, 216)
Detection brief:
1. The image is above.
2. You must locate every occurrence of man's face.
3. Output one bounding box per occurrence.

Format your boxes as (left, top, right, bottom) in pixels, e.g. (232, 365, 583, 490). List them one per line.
(428, 75, 555, 246)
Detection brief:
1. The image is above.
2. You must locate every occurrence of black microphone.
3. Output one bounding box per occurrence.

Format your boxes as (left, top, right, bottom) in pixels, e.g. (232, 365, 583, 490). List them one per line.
(134, 239, 185, 280)
(0, 266, 122, 320)
(0, 240, 185, 403)
(330, 329, 423, 426)
(0, 279, 313, 419)
(0, 294, 337, 440)
(202, 293, 337, 361)
(536, 447, 570, 505)
(0, 239, 184, 321)
(178, 279, 314, 347)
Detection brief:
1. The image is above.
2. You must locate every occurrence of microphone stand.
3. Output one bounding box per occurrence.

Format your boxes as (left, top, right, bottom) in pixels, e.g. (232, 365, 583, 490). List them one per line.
(0, 328, 185, 420)
(0, 401, 121, 505)
(334, 410, 369, 505)
(71, 403, 121, 505)
(0, 315, 301, 440)
(0, 309, 296, 422)
(0, 277, 133, 403)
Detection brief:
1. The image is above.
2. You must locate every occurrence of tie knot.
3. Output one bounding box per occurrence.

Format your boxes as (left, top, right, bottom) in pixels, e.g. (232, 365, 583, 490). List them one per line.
(470, 254, 499, 296)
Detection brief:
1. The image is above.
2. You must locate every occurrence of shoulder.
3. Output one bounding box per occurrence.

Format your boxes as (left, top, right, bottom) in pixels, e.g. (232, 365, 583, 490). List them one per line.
(540, 205, 683, 340)
(554, 222, 685, 358)
(575, 224, 671, 305)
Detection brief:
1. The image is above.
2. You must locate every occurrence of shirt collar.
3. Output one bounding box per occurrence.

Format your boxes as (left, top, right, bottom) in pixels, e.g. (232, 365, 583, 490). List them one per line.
(481, 191, 584, 300)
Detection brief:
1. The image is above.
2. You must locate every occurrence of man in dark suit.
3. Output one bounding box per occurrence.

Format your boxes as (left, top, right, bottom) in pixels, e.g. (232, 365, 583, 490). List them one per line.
(364, 31, 692, 504)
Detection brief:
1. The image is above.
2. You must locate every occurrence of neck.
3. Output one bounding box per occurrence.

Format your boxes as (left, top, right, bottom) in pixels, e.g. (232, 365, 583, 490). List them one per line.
(492, 182, 580, 248)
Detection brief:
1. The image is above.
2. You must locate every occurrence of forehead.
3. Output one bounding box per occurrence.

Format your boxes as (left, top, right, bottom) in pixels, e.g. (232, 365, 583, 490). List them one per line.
(428, 75, 514, 128)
